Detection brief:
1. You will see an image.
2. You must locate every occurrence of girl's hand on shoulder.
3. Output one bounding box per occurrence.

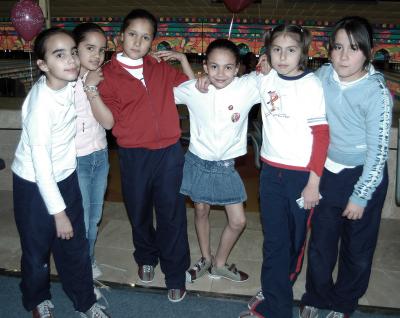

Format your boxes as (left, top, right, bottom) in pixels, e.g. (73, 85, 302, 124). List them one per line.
(153, 50, 187, 63)
(342, 202, 365, 220)
(54, 211, 74, 240)
(301, 184, 320, 210)
(195, 75, 211, 93)
(149, 50, 162, 62)
(256, 54, 271, 75)
(85, 68, 104, 87)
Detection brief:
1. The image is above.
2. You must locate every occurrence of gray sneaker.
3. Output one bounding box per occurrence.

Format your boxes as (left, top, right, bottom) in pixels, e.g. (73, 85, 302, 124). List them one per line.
(247, 290, 264, 309)
(79, 303, 110, 318)
(209, 263, 249, 282)
(138, 264, 155, 283)
(299, 305, 320, 318)
(186, 257, 212, 283)
(326, 311, 349, 318)
(32, 300, 55, 318)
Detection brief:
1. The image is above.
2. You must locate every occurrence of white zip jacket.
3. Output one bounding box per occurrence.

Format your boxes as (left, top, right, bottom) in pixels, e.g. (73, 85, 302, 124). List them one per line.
(12, 76, 77, 215)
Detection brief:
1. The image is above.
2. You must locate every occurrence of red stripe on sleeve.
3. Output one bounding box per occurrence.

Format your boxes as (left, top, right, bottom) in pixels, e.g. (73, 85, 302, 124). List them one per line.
(307, 124, 329, 177)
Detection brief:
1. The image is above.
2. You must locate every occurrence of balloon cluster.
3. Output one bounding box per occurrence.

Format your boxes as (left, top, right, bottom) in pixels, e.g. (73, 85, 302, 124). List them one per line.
(11, 0, 44, 41)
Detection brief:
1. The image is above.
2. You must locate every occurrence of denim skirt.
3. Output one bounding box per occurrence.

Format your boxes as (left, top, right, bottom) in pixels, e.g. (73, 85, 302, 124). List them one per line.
(180, 151, 247, 205)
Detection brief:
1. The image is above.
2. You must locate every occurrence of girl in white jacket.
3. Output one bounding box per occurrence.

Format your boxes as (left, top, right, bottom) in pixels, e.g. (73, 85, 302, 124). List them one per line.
(12, 27, 110, 318)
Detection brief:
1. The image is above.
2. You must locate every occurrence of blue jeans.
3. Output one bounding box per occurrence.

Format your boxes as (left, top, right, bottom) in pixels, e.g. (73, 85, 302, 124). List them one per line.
(77, 148, 109, 263)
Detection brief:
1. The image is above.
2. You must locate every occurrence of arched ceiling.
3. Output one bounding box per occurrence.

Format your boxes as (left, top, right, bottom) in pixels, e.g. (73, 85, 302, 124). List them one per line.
(1, 0, 400, 24)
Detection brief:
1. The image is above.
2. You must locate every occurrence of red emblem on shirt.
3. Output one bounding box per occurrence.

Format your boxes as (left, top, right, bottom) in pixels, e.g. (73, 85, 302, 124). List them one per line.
(231, 112, 240, 122)
(267, 91, 279, 111)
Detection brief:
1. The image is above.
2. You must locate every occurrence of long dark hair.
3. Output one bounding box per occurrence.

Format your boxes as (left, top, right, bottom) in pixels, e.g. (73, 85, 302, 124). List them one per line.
(121, 8, 158, 38)
(34, 27, 75, 60)
(73, 22, 106, 46)
(329, 16, 373, 68)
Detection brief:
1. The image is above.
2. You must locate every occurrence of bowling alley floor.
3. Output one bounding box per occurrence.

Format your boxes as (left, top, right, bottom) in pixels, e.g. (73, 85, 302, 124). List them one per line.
(1, 146, 400, 310)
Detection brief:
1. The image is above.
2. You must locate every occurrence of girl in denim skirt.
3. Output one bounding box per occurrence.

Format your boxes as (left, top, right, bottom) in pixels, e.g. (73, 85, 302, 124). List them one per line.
(173, 39, 260, 283)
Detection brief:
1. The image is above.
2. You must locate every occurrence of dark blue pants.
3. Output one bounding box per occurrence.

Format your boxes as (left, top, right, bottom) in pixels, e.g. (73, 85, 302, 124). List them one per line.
(118, 142, 190, 289)
(301, 165, 388, 314)
(255, 163, 312, 318)
(13, 172, 96, 312)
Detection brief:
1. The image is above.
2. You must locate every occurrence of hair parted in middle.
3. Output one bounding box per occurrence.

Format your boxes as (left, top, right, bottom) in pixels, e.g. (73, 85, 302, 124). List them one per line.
(264, 24, 312, 71)
(205, 38, 241, 65)
(121, 8, 158, 38)
(73, 22, 106, 46)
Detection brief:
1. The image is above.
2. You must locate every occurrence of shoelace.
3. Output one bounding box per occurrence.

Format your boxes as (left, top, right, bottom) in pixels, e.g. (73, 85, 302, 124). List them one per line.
(37, 300, 54, 317)
(193, 258, 206, 272)
(303, 306, 319, 317)
(331, 312, 345, 318)
(89, 303, 108, 318)
(142, 265, 152, 273)
(228, 263, 238, 274)
(256, 290, 264, 300)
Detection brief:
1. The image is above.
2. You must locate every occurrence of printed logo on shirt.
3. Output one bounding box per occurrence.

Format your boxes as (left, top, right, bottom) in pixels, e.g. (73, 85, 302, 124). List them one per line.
(263, 90, 290, 119)
(263, 90, 282, 117)
(267, 91, 279, 111)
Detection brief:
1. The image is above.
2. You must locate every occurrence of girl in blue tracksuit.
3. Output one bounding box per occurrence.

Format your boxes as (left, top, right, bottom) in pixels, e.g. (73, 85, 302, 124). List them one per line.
(300, 16, 393, 318)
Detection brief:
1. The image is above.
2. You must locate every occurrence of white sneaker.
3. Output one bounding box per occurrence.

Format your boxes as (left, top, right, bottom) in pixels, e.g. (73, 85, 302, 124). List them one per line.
(299, 305, 320, 318)
(79, 303, 110, 318)
(326, 311, 349, 318)
(32, 300, 55, 318)
(92, 262, 103, 279)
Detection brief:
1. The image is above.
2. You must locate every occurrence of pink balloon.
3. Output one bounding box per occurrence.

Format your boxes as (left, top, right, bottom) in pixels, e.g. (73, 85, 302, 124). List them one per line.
(11, 0, 44, 41)
(223, 0, 254, 14)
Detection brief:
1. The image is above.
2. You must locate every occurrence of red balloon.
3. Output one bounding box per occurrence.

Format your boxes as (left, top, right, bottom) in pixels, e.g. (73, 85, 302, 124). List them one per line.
(11, 0, 44, 41)
(223, 0, 254, 13)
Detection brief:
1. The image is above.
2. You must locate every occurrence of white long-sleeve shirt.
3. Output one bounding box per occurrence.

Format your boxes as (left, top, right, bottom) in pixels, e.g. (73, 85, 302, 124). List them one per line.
(174, 75, 260, 161)
(12, 76, 77, 215)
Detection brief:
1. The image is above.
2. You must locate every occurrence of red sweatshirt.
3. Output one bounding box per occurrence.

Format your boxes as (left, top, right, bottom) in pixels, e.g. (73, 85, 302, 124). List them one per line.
(98, 54, 188, 149)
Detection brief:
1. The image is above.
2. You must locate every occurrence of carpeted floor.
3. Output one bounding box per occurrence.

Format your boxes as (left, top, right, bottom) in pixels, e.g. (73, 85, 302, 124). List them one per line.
(2, 273, 400, 318)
